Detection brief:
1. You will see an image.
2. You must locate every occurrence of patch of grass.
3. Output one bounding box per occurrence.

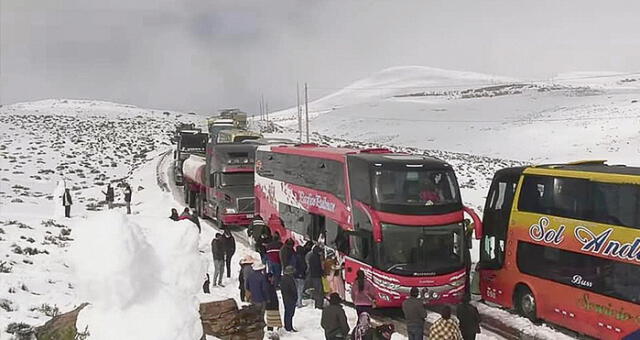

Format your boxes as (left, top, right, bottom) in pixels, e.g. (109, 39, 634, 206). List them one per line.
(0, 261, 13, 273)
(5, 322, 35, 340)
(30, 303, 59, 317)
(0, 298, 15, 312)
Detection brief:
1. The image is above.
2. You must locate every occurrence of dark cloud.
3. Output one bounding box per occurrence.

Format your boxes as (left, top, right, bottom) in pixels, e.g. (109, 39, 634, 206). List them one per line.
(1, 0, 640, 113)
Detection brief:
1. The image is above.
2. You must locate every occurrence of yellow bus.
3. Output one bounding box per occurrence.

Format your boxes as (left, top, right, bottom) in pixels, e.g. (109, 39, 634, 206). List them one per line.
(479, 161, 640, 340)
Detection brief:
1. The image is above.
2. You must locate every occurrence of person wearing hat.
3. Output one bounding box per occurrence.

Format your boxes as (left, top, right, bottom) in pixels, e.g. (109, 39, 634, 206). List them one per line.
(321, 293, 350, 340)
(280, 265, 298, 332)
(238, 255, 256, 302)
(246, 261, 269, 318)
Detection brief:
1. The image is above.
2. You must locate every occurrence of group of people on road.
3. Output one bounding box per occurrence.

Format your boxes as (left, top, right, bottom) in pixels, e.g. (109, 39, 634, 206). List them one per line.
(400, 286, 481, 340)
(61, 182, 134, 218)
(168, 207, 201, 232)
(102, 183, 133, 214)
(210, 228, 236, 286)
(215, 218, 481, 340)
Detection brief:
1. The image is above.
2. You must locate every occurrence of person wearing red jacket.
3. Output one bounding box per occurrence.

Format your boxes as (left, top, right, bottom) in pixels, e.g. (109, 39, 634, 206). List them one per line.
(265, 234, 283, 287)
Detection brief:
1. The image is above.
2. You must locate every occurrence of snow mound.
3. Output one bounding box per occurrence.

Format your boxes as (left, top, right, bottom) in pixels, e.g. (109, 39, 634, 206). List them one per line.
(71, 212, 204, 340)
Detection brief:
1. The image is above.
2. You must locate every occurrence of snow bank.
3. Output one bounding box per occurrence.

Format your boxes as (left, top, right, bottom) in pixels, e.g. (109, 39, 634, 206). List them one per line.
(71, 212, 204, 340)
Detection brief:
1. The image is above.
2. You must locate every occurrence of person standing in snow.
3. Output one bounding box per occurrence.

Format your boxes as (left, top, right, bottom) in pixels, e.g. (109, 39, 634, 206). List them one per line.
(457, 298, 481, 340)
(190, 212, 201, 233)
(351, 270, 375, 317)
(123, 183, 132, 215)
(222, 228, 236, 278)
(264, 273, 283, 331)
(265, 234, 283, 287)
(256, 227, 272, 264)
(238, 255, 255, 302)
(279, 238, 295, 269)
(428, 306, 463, 340)
(102, 183, 115, 209)
(308, 245, 325, 309)
(246, 262, 269, 319)
(291, 244, 308, 308)
(169, 208, 179, 221)
(63, 188, 73, 218)
(402, 287, 427, 340)
(211, 233, 226, 286)
(280, 265, 298, 332)
(321, 293, 350, 340)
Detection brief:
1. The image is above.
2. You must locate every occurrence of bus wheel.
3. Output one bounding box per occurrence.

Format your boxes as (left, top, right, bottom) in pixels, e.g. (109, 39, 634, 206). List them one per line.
(515, 285, 538, 322)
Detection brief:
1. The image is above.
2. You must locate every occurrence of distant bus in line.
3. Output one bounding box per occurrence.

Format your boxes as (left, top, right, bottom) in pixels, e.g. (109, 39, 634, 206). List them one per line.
(254, 143, 482, 308)
(478, 160, 640, 340)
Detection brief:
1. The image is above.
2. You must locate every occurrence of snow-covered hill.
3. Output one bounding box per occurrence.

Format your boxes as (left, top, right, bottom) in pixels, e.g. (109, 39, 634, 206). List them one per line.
(0, 99, 195, 338)
(272, 66, 640, 165)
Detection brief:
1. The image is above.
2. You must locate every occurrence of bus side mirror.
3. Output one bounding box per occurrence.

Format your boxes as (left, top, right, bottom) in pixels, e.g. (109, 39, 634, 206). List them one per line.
(463, 206, 483, 240)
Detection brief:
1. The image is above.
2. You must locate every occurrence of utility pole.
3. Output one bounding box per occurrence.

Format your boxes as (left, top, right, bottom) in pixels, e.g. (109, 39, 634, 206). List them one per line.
(259, 97, 263, 121)
(265, 101, 269, 121)
(304, 83, 309, 143)
(297, 82, 302, 142)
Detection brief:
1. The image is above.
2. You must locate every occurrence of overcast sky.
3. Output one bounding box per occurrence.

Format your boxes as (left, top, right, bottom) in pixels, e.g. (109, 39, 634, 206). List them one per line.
(1, 0, 640, 113)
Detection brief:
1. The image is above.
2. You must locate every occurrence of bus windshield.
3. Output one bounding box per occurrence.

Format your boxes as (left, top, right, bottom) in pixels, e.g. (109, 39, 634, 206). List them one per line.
(378, 223, 464, 276)
(221, 173, 253, 187)
(373, 169, 459, 206)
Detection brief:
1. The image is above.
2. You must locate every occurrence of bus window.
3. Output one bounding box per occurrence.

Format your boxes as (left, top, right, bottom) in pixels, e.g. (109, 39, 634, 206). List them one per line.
(518, 175, 590, 220)
(326, 219, 349, 253)
(591, 182, 640, 228)
(480, 172, 518, 269)
(517, 241, 640, 304)
(350, 207, 374, 264)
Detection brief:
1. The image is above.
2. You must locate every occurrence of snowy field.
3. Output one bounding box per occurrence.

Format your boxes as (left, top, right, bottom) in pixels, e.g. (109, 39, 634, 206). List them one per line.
(271, 66, 640, 165)
(0, 90, 602, 340)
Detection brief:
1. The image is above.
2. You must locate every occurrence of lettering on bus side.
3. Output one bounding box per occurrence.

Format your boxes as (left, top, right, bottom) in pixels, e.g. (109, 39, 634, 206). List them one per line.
(528, 217, 565, 245)
(575, 227, 640, 263)
(579, 294, 640, 324)
(298, 192, 336, 212)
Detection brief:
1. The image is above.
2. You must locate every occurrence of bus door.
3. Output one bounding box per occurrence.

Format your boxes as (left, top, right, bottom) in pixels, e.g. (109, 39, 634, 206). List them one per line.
(479, 169, 520, 306)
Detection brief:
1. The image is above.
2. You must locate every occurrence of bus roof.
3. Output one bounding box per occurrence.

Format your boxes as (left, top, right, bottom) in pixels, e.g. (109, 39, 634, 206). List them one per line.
(533, 161, 640, 176)
(266, 144, 451, 167)
(269, 144, 358, 162)
(349, 153, 451, 168)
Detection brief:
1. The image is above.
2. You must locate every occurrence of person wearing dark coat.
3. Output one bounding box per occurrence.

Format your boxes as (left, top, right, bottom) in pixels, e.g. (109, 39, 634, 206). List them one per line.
(169, 208, 179, 221)
(256, 231, 271, 264)
(211, 233, 226, 286)
(279, 239, 295, 269)
(238, 255, 255, 302)
(190, 213, 201, 233)
(246, 262, 269, 321)
(265, 234, 283, 287)
(457, 298, 481, 340)
(62, 188, 73, 218)
(102, 184, 115, 209)
(402, 287, 427, 340)
(321, 293, 350, 340)
(308, 245, 325, 309)
(123, 184, 132, 214)
(222, 229, 236, 278)
(281, 265, 298, 332)
(291, 245, 307, 308)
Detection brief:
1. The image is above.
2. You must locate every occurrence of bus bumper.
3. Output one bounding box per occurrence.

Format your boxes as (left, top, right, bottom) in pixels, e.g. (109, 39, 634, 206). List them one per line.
(221, 213, 254, 226)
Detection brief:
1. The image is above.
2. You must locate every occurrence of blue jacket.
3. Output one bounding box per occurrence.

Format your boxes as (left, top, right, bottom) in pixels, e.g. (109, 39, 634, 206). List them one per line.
(246, 271, 269, 304)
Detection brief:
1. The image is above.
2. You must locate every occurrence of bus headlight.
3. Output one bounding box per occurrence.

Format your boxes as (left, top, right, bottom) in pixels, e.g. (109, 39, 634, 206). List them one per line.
(225, 208, 237, 214)
(430, 291, 439, 300)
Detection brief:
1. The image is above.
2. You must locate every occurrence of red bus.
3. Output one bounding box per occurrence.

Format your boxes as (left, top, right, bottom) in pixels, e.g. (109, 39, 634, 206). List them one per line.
(254, 144, 482, 307)
(478, 162, 640, 339)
